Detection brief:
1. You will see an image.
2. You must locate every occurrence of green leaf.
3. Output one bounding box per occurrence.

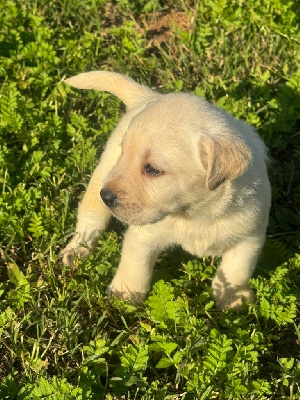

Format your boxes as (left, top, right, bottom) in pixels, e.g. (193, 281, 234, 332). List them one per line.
(7, 263, 28, 287)
(156, 357, 174, 369)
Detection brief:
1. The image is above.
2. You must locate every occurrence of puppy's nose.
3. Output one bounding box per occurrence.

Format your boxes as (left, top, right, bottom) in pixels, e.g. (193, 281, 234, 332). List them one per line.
(100, 188, 117, 207)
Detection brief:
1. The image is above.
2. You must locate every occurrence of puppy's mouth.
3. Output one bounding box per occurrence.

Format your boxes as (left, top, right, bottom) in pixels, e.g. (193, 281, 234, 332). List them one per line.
(100, 187, 172, 225)
(100, 188, 191, 226)
(111, 206, 169, 226)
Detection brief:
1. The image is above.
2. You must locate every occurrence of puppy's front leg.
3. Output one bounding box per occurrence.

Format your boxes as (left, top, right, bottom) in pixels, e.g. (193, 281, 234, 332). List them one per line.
(60, 170, 111, 266)
(107, 226, 163, 303)
(212, 236, 265, 310)
(61, 130, 124, 266)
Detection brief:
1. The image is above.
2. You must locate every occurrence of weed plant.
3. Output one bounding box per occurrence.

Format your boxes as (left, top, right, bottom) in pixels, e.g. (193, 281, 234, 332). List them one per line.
(0, 0, 299, 398)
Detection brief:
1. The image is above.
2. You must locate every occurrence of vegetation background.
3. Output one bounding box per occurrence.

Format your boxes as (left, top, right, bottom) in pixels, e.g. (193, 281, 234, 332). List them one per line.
(0, 0, 299, 398)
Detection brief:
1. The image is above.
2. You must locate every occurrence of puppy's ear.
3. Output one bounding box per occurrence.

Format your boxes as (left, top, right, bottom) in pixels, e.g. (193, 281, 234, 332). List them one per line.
(64, 71, 157, 110)
(199, 134, 252, 191)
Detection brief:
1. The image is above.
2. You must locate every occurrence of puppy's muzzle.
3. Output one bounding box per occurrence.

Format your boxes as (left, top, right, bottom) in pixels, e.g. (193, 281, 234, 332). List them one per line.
(100, 188, 117, 208)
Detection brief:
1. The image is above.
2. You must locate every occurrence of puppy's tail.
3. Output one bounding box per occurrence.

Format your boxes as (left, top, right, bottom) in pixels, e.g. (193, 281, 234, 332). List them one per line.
(64, 71, 158, 110)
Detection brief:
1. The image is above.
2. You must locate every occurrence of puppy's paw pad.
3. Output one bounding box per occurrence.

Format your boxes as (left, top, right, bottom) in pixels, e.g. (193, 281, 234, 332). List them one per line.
(60, 245, 90, 266)
(61, 251, 74, 266)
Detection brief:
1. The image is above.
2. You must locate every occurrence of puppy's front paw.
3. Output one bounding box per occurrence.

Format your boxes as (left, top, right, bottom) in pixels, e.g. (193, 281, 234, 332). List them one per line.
(60, 243, 90, 266)
(106, 277, 147, 305)
(213, 287, 254, 310)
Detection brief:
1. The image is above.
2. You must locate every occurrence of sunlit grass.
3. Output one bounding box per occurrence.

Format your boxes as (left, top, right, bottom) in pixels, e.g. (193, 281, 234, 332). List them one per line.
(0, 0, 299, 398)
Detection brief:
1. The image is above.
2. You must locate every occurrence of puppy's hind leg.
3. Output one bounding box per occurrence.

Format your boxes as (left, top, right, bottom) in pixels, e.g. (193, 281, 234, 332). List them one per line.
(212, 235, 265, 310)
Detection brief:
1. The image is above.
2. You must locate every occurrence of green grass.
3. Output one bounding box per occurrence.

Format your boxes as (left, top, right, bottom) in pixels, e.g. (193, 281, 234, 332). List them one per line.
(0, 0, 299, 398)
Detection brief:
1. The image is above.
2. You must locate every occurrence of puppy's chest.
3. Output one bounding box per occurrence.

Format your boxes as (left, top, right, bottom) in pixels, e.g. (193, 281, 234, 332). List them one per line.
(173, 219, 239, 257)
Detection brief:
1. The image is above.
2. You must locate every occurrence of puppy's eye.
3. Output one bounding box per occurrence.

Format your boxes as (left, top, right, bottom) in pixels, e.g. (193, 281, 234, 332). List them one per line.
(143, 163, 163, 176)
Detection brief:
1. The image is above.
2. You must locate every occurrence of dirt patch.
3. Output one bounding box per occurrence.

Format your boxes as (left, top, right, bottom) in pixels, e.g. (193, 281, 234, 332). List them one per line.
(101, 4, 194, 46)
(143, 11, 194, 46)
(102, 2, 124, 27)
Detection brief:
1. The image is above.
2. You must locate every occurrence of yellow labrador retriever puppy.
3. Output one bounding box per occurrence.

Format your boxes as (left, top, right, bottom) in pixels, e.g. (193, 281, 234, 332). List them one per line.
(61, 71, 271, 310)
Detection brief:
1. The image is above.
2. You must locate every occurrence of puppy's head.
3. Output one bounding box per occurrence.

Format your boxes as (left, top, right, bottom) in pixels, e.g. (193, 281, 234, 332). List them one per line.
(100, 94, 252, 225)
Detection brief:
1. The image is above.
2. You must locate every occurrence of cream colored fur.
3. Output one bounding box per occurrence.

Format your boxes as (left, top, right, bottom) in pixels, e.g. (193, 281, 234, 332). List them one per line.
(61, 71, 271, 310)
